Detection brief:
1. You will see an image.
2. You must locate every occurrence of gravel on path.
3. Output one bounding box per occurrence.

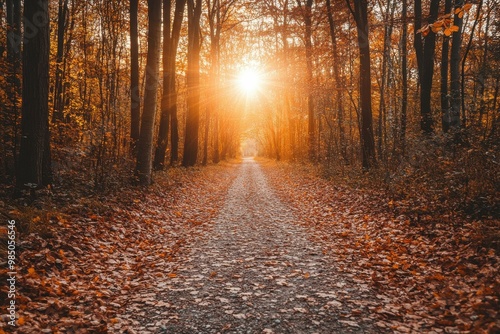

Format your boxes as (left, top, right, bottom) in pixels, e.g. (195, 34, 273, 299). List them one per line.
(122, 158, 380, 334)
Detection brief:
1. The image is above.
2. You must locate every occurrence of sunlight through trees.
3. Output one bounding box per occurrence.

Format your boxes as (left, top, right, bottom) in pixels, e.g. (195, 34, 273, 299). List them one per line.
(0, 0, 498, 196)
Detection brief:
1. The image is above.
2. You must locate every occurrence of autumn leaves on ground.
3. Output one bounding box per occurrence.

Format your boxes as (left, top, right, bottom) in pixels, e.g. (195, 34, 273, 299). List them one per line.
(0, 158, 498, 333)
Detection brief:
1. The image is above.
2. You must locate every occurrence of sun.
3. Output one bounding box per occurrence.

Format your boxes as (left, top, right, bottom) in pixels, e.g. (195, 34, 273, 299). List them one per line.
(237, 68, 262, 95)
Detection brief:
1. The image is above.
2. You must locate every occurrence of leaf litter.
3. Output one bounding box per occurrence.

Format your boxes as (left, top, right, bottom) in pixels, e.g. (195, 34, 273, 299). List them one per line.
(0, 158, 498, 333)
(0, 163, 238, 333)
(119, 159, 381, 333)
(262, 160, 499, 333)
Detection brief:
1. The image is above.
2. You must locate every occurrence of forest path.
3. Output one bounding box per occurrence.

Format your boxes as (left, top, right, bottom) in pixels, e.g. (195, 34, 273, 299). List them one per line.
(122, 158, 379, 333)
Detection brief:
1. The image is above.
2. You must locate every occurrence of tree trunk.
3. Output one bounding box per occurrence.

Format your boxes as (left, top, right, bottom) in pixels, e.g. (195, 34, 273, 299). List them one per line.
(477, 0, 489, 130)
(377, 0, 395, 161)
(6, 0, 21, 59)
(182, 0, 202, 167)
(347, 0, 376, 169)
(130, 0, 141, 150)
(461, 0, 482, 130)
(135, 0, 162, 185)
(52, 0, 69, 123)
(441, 0, 452, 132)
(154, 0, 186, 169)
(326, 0, 347, 163)
(448, 0, 463, 131)
(213, 112, 220, 163)
(170, 96, 180, 163)
(400, 0, 408, 153)
(17, 0, 52, 187)
(416, 0, 440, 134)
(297, 0, 315, 161)
(202, 106, 210, 165)
(305, 0, 315, 161)
(6, 0, 21, 171)
(203, 0, 215, 166)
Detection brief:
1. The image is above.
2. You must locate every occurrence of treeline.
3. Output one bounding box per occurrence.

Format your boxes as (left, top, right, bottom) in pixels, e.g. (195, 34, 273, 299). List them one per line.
(0, 0, 498, 212)
(0, 0, 245, 189)
(248, 0, 499, 215)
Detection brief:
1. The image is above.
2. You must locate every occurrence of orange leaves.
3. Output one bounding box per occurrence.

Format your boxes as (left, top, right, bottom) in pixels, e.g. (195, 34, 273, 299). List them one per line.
(2, 163, 238, 333)
(262, 160, 500, 333)
(455, 3, 472, 18)
(418, 3, 472, 37)
(27, 267, 38, 278)
(444, 24, 460, 36)
(419, 18, 459, 37)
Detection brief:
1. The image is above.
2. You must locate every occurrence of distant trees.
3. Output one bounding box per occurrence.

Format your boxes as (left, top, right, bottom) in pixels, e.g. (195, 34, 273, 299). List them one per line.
(0, 0, 498, 194)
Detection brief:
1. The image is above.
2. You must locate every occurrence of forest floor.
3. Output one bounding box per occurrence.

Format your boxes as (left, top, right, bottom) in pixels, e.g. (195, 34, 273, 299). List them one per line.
(0, 158, 498, 333)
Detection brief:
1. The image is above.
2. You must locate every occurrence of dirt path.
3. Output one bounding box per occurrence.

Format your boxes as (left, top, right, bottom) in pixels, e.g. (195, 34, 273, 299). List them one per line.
(120, 158, 379, 333)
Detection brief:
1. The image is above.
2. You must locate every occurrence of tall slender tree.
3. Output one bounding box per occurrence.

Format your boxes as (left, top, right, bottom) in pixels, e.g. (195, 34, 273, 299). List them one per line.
(52, 0, 69, 123)
(17, 0, 52, 187)
(400, 0, 408, 152)
(376, 0, 396, 160)
(441, 0, 452, 132)
(154, 0, 186, 169)
(415, 0, 440, 134)
(203, 0, 219, 166)
(136, 0, 162, 185)
(297, 0, 315, 161)
(346, 0, 376, 169)
(182, 0, 202, 167)
(326, 0, 347, 163)
(6, 0, 21, 170)
(130, 0, 141, 149)
(448, 0, 464, 130)
(461, 0, 482, 129)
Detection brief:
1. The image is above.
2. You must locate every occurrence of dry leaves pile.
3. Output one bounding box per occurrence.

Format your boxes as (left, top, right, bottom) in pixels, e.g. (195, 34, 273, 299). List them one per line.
(0, 163, 238, 333)
(0, 158, 498, 333)
(261, 161, 499, 333)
